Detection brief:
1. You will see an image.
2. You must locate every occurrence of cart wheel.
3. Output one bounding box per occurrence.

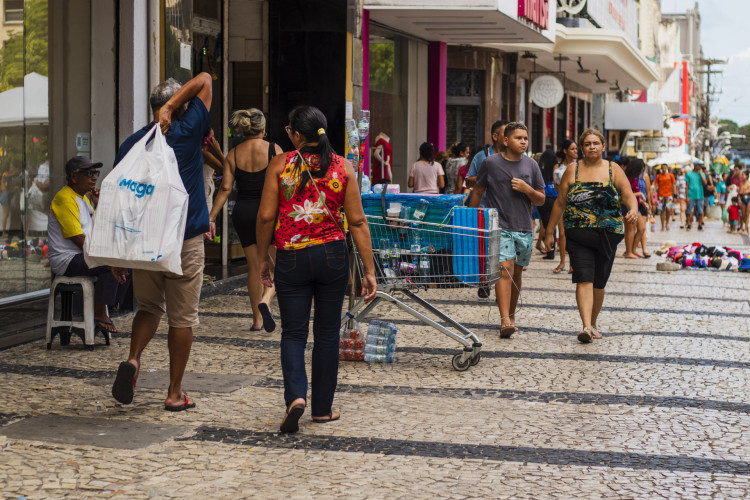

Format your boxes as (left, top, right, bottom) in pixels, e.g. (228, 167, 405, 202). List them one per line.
(451, 353, 471, 371)
(470, 353, 481, 366)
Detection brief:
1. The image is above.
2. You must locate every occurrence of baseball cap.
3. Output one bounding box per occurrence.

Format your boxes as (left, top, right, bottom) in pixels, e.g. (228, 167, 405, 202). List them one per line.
(65, 156, 102, 177)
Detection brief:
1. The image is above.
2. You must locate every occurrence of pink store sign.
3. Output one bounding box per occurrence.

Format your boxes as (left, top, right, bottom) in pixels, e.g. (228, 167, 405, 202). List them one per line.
(518, 0, 549, 31)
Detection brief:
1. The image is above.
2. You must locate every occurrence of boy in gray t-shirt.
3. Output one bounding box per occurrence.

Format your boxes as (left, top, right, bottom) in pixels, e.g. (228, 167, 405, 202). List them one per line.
(469, 122, 545, 339)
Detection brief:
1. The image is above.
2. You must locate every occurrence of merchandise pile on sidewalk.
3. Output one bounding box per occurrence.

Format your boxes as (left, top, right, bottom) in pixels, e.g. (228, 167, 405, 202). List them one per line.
(655, 240, 750, 272)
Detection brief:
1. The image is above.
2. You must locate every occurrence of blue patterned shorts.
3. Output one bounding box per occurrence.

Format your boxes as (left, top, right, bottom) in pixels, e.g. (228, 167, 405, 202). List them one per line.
(498, 230, 533, 267)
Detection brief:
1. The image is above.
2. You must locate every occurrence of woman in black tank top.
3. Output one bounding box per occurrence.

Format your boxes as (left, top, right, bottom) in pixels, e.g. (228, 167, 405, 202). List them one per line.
(210, 108, 283, 332)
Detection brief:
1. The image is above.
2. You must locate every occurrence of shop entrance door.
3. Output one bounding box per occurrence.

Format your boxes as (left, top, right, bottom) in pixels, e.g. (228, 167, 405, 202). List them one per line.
(446, 69, 483, 149)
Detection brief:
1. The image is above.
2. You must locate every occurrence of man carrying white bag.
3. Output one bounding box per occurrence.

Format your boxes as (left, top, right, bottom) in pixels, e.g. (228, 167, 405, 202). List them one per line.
(105, 73, 213, 412)
(84, 124, 188, 274)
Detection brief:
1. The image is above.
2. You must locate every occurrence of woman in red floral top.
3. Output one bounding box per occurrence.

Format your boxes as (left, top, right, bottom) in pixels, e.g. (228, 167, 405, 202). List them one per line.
(257, 105, 376, 433)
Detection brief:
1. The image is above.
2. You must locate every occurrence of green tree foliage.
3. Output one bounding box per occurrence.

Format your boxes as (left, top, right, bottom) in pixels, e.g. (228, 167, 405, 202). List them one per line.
(718, 119, 738, 136)
(0, 0, 48, 92)
(369, 42, 395, 94)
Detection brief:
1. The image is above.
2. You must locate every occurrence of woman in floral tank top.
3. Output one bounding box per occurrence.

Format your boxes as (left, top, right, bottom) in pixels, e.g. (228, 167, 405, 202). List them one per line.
(256, 105, 376, 433)
(542, 128, 637, 344)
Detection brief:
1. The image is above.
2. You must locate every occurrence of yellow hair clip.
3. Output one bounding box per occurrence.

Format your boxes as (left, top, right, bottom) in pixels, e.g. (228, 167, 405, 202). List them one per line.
(317, 128, 326, 136)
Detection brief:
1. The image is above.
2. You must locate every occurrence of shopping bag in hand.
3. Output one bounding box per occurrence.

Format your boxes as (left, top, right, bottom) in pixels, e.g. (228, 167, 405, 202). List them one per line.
(84, 124, 188, 274)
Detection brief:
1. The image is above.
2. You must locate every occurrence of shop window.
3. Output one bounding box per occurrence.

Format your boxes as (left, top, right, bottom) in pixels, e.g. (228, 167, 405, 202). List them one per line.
(0, 0, 49, 301)
(4, 0, 24, 23)
(447, 69, 482, 98)
(370, 35, 396, 95)
(369, 29, 402, 147)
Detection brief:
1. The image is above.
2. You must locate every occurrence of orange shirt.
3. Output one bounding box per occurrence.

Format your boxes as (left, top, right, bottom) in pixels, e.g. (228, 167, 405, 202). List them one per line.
(655, 172, 675, 198)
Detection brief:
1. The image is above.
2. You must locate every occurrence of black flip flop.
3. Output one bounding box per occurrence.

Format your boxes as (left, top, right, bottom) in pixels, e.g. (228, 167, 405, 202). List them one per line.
(112, 361, 136, 404)
(500, 325, 515, 339)
(164, 394, 196, 412)
(312, 412, 340, 424)
(258, 302, 276, 332)
(577, 328, 593, 344)
(96, 319, 117, 333)
(280, 403, 305, 433)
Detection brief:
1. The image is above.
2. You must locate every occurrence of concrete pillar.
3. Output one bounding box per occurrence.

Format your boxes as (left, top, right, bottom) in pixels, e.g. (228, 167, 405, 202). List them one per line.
(91, 0, 117, 174)
(427, 42, 446, 151)
(592, 93, 605, 133)
(49, 0, 92, 191)
(118, 0, 149, 144)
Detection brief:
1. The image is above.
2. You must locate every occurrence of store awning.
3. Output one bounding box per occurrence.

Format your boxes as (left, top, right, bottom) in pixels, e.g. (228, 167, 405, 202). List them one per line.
(605, 102, 664, 131)
(0, 72, 48, 128)
(364, 0, 555, 44)
(484, 24, 659, 92)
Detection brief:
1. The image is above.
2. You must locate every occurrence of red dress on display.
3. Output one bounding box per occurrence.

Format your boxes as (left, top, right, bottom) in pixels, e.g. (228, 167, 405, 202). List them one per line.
(371, 137, 392, 184)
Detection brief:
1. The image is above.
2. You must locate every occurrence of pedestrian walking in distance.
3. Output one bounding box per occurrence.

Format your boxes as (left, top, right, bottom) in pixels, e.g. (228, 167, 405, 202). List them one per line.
(111, 72, 213, 411)
(209, 108, 283, 332)
(409, 142, 445, 194)
(468, 122, 546, 339)
(542, 128, 638, 343)
(256, 105, 377, 433)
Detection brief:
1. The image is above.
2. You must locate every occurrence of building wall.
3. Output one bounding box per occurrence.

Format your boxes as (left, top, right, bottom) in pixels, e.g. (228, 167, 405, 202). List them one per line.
(638, 0, 661, 60)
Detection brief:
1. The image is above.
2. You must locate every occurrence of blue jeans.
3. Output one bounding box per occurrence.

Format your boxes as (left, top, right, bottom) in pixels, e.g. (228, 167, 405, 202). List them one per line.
(687, 198, 703, 216)
(274, 240, 349, 417)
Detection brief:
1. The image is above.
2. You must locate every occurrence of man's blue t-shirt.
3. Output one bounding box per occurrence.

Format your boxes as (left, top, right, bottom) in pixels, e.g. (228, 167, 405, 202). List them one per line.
(114, 97, 210, 240)
(467, 145, 499, 207)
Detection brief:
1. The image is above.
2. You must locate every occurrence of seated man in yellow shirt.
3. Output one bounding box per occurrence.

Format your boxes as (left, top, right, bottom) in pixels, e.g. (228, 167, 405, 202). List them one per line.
(47, 157, 130, 333)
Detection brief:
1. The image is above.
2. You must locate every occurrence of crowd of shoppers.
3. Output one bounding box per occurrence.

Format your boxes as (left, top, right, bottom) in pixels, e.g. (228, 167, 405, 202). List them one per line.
(40, 68, 749, 434)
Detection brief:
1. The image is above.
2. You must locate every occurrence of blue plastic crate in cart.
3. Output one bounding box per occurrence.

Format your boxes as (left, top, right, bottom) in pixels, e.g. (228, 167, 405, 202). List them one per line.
(451, 207, 500, 285)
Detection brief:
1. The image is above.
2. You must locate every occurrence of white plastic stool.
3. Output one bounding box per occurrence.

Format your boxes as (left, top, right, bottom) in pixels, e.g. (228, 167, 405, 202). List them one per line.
(46, 275, 108, 350)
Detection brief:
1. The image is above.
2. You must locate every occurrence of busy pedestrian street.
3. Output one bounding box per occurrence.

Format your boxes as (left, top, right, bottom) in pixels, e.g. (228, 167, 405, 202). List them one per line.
(3, 0, 750, 498)
(0, 220, 747, 498)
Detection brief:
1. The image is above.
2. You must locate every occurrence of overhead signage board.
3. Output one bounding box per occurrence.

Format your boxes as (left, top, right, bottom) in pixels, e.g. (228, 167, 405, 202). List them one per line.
(585, 0, 638, 45)
(517, 0, 549, 31)
(635, 137, 668, 153)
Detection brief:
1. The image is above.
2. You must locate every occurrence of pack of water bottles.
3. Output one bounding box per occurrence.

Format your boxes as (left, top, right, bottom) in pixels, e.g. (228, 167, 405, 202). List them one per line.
(364, 320, 398, 363)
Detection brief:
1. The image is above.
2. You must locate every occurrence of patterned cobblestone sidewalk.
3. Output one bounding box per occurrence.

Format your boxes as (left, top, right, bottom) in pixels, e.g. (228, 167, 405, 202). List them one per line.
(0, 219, 748, 498)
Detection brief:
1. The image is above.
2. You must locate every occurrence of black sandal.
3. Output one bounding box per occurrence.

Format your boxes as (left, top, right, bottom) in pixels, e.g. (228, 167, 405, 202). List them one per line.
(280, 402, 305, 433)
(312, 411, 340, 423)
(577, 327, 593, 344)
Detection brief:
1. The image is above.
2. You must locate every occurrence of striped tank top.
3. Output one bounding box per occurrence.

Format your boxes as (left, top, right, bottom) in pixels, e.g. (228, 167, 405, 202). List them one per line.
(563, 161, 624, 234)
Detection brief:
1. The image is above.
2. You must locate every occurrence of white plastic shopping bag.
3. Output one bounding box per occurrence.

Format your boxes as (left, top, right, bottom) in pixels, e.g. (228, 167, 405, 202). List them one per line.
(84, 124, 188, 274)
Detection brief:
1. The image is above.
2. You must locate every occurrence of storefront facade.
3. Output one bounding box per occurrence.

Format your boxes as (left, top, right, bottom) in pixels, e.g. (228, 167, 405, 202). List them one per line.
(0, 0, 364, 337)
(364, 0, 555, 182)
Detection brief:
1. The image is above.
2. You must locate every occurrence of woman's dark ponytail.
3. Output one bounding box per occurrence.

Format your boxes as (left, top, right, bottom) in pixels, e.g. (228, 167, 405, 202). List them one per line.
(288, 105, 336, 192)
(419, 142, 435, 165)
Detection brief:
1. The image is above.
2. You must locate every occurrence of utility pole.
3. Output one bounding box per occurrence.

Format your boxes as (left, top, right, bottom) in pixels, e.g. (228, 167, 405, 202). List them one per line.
(697, 58, 725, 128)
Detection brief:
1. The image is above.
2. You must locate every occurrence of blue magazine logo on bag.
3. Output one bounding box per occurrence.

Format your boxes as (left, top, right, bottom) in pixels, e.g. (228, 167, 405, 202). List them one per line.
(118, 178, 155, 198)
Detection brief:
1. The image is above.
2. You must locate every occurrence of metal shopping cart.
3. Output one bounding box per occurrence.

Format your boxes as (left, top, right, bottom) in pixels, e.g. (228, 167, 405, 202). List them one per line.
(342, 207, 501, 371)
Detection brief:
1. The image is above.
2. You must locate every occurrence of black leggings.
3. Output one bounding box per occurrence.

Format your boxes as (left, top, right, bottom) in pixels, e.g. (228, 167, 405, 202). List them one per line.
(565, 228, 623, 289)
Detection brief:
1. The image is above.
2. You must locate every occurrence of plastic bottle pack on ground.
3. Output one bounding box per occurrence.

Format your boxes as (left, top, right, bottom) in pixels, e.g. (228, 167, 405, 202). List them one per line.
(339, 313, 365, 361)
(364, 320, 398, 363)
